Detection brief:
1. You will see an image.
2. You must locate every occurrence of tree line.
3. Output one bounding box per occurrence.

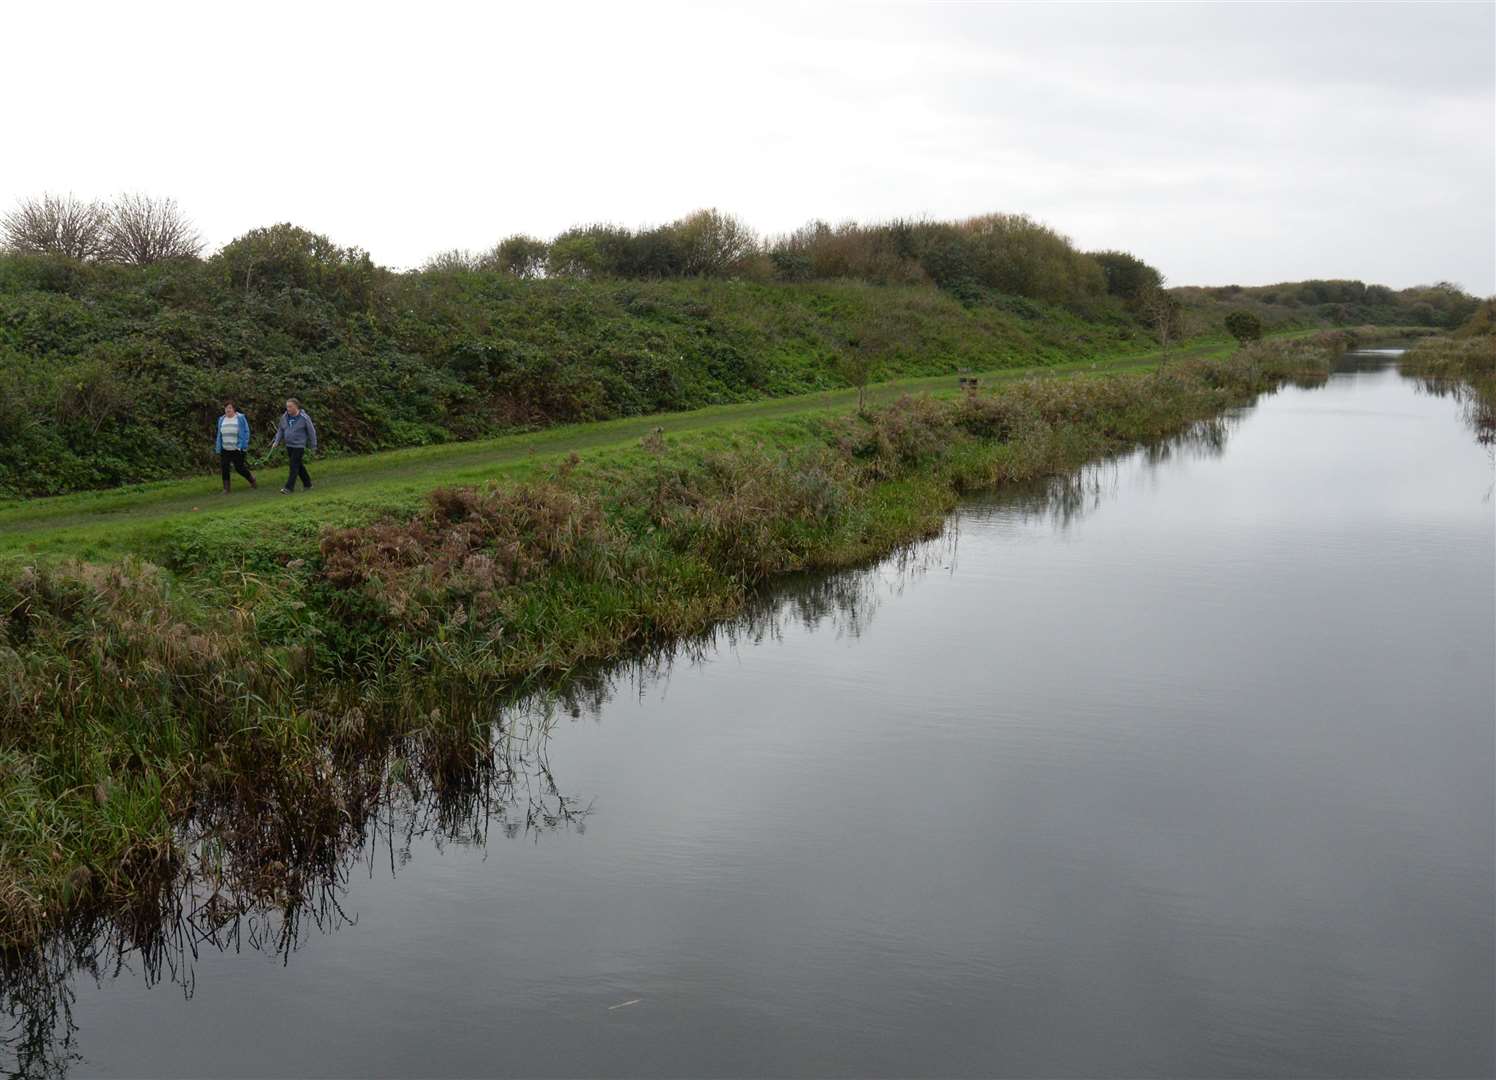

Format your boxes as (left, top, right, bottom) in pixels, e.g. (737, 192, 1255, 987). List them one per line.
(3, 194, 1169, 313)
(7, 192, 1479, 334)
(430, 209, 1165, 313)
(1176, 279, 1481, 331)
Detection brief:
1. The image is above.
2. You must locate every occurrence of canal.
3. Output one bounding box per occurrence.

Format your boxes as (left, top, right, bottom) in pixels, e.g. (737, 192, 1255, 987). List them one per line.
(12, 351, 1495, 1078)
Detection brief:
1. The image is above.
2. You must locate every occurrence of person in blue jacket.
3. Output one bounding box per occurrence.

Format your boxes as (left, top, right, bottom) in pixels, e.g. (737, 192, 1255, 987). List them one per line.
(269, 398, 318, 493)
(214, 401, 257, 492)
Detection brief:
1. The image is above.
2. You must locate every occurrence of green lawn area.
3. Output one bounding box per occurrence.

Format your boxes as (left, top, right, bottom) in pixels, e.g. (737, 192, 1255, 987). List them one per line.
(0, 332, 1300, 561)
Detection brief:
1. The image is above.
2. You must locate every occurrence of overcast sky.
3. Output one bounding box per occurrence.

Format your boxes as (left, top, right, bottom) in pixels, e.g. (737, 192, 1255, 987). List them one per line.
(4, 1, 1492, 291)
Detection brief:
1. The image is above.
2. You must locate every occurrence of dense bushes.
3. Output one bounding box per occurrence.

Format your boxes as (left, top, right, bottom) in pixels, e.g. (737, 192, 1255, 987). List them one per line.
(0, 193, 1154, 311)
(538, 210, 762, 280)
(760, 213, 1109, 307)
(1089, 249, 1164, 303)
(1178, 279, 1480, 330)
(476, 212, 1116, 309)
(1454, 298, 1495, 338)
(214, 223, 376, 308)
(0, 235, 1159, 497)
(1225, 310, 1264, 344)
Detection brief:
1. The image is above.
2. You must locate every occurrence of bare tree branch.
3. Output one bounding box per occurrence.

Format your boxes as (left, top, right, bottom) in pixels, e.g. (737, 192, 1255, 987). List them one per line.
(1, 193, 109, 260)
(102, 194, 203, 265)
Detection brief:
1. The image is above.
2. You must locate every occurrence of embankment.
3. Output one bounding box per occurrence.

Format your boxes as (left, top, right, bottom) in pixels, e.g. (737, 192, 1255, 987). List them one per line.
(0, 336, 1342, 949)
(0, 262, 1161, 498)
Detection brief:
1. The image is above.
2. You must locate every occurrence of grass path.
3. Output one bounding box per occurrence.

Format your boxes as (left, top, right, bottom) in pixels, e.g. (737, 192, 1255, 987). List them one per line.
(0, 332, 1302, 558)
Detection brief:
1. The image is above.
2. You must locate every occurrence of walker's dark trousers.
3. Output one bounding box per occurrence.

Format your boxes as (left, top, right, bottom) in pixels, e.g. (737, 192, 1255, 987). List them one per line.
(285, 447, 312, 491)
(220, 450, 256, 489)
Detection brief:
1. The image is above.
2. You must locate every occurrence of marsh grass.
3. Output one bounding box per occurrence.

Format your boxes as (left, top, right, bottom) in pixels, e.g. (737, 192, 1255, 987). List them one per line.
(0, 337, 1337, 952)
(1401, 335, 1496, 444)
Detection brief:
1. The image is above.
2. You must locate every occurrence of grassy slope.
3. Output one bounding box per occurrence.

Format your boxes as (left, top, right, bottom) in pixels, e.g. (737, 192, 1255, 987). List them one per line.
(0, 331, 1306, 561)
(0, 269, 1164, 498)
(0, 337, 1346, 949)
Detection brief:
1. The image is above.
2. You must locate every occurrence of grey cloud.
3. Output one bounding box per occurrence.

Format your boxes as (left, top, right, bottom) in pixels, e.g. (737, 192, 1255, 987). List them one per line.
(1, 1, 1490, 291)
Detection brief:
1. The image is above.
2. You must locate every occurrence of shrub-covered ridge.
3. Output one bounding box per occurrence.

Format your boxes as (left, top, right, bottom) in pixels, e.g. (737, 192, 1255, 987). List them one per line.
(0, 254, 1156, 497)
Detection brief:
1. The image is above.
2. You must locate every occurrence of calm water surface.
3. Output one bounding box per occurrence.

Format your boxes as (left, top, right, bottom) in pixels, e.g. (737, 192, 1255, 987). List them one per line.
(24, 355, 1496, 1077)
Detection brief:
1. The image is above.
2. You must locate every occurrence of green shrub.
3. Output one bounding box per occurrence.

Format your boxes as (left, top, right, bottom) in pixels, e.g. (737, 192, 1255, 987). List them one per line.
(482, 234, 549, 279)
(1225, 310, 1264, 344)
(213, 223, 376, 310)
(1089, 250, 1164, 303)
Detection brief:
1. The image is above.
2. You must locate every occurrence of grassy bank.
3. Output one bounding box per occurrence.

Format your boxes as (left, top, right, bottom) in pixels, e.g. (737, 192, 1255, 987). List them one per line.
(0, 330, 1322, 561)
(1, 255, 1166, 498)
(1399, 333, 1496, 443)
(0, 335, 1345, 950)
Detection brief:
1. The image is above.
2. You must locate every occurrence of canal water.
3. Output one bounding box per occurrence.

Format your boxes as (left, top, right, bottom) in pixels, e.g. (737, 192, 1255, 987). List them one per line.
(13, 352, 1496, 1077)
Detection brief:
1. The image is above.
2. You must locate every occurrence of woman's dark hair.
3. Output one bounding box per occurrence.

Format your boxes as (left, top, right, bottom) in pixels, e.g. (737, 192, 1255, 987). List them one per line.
(223, 400, 235, 408)
(287, 398, 301, 409)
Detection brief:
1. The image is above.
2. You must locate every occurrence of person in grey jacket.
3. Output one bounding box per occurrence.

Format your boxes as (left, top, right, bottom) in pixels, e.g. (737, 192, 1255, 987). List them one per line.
(269, 398, 319, 493)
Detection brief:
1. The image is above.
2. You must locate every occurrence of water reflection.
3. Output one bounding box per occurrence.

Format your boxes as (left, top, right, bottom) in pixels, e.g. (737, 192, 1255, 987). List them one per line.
(530, 531, 961, 731)
(1412, 376, 1496, 445)
(1333, 345, 1491, 446)
(1, 711, 584, 1079)
(977, 414, 1238, 533)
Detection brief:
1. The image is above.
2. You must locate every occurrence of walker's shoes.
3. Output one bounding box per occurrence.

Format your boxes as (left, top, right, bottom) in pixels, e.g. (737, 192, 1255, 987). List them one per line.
(248, 476, 258, 488)
(280, 488, 293, 495)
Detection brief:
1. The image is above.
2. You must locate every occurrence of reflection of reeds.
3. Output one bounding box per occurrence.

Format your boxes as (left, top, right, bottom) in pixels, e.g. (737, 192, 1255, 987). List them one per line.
(1403, 336, 1496, 445)
(1010, 468, 1117, 531)
(0, 337, 1339, 960)
(1, 700, 584, 1076)
(501, 529, 956, 734)
(967, 413, 1238, 533)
